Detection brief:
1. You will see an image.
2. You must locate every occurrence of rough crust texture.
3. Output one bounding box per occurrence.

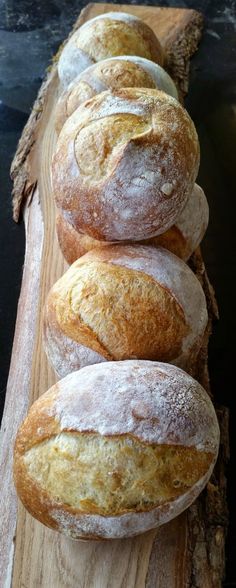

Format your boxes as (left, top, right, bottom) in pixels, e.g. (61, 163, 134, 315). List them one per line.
(43, 245, 208, 378)
(56, 183, 209, 264)
(58, 12, 164, 88)
(52, 87, 200, 241)
(55, 56, 178, 133)
(13, 361, 220, 540)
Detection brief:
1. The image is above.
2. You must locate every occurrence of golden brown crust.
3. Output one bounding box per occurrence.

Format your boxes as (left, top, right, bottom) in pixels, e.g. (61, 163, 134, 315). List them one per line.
(55, 60, 155, 134)
(58, 261, 188, 360)
(52, 88, 200, 242)
(13, 446, 214, 540)
(14, 386, 61, 454)
(56, 182, 208, 264)
(153, 226, 187, 258)
(44, 253, 189, 370)
(129, 18, 164, 65)
(14, 449, 102, 541)
(56, 213, 92, 262)
(57, 13, 164, 87)
(13, 455, 59, 531)
(95, 59, 155, 90)
(56, 212, 187, 265)
(43, 245, 208, 378)
(45, 282, 113, 362)
(75, 17, 164, 66)
(55, 56, 178, 133)
(14, 436, 212, 516)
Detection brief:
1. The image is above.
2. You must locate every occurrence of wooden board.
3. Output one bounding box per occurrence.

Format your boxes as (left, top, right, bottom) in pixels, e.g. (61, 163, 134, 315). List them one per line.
(0, 4, 228, 587)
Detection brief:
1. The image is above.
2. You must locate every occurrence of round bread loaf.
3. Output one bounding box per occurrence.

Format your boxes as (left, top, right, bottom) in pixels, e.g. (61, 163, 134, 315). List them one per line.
(52, 88, 200, 241)
(58, 12, 164, 87)
(55, 56, 178, 133)
(13, 360, 220, 540)
(56, 183, 208, 264)
(43, 245, 208, 378)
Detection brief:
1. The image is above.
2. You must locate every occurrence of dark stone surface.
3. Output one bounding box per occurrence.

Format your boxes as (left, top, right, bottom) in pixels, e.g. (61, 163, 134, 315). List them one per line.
(0, 0, 235, 584)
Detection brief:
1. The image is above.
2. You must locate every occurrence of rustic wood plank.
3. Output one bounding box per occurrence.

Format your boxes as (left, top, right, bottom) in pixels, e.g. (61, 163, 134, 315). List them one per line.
(0, 4, 228, 587)
(0, 193, 44, 587)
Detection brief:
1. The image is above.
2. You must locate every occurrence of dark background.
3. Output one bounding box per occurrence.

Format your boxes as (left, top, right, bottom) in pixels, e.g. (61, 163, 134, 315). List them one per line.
(0, 0, 235, 584)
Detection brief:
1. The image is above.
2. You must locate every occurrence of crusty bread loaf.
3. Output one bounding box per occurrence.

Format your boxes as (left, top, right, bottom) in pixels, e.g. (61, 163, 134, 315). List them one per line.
(52, 88, 200, 242)
(55, 56, 178, 133)
(43, 245, 208, 378)
(13, 361, 219, 540)
(58, 12, 164, 88)
(56, 183, 208, 264)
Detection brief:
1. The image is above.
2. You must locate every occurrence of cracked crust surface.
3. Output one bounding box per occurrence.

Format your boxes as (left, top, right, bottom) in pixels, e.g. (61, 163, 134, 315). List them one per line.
(13, 361, 219, 539)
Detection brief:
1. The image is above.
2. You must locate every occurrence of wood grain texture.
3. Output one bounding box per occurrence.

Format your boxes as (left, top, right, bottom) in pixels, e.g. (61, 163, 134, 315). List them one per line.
(0, 4, 228, 587)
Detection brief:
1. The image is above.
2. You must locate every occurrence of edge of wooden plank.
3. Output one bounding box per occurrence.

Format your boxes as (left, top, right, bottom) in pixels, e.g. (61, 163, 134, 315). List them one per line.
(10, 3, 91, 223)
(0, 192, 44, 588)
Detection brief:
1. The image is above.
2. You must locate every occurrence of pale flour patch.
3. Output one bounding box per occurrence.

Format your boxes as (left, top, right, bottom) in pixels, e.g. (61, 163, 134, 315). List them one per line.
(176, 183, 209, 253)
(51, 361, 219, 454)
(44, 322, 105, 378)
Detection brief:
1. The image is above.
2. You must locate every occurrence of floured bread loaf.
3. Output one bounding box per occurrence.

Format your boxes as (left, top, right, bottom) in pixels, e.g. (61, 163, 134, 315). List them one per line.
(13, 361, 220, 540)
(56, 183, 209, 264)
(43, 245, 208, 378)
(58, 12, 164, 87)
(55, 56, 178, 133)
(52, 88, 200, 242)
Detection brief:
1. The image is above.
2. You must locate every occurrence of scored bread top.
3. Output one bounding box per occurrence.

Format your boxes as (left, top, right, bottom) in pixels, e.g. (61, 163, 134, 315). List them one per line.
(52, 88, 200, 241)
(15, 361, 219, 456)
(58, 12, 164, 87)
(46, 245, 208, 363)
(14, 361, 219, 536)
(55, 56, 178, 133)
